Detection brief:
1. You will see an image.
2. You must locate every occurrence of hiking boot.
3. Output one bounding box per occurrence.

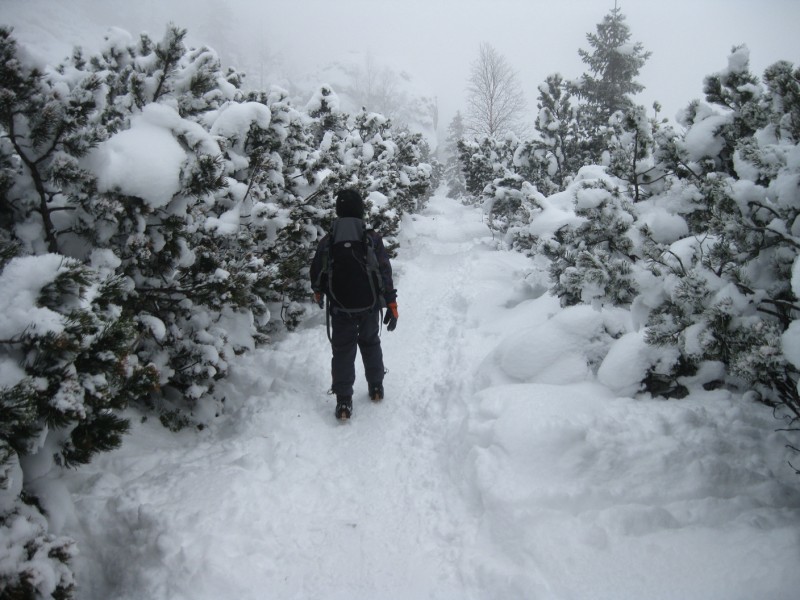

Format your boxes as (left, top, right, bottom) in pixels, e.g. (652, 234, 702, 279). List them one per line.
(335, 396, 352, 420)
(368, 382, 384, 402)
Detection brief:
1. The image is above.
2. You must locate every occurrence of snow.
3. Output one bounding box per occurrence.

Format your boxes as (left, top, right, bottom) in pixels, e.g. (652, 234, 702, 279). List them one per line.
(681, 106, 732, 162)
(137, 315, 167, 342)
(726, 45, 751, 74)
(598, 330, 676, 396)
(41, 194, 800, 600)
(783, 320, 800, 370)
(205, 204, 242, 235)
(0, 360, 26, 391)
(208, 101, 272, 150)
(486, 303, 628, 386)
(793, 255, 800, 299)
(0, 254, 73, 339)
(83, 104, 187, 209)
(305, 84, 341, 114)
(637, 205, 690, 244)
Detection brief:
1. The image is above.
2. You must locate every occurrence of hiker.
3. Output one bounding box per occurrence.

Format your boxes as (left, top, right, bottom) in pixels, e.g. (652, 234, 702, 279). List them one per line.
(310, 189, 399, 420)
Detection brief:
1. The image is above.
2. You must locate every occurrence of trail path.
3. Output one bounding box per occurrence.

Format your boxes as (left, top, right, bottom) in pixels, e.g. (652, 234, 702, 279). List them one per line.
(69, 194, 513, 600)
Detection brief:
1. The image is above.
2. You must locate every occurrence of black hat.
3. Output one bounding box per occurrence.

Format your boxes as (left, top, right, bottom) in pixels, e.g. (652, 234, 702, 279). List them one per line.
(335, 189, 364, 218)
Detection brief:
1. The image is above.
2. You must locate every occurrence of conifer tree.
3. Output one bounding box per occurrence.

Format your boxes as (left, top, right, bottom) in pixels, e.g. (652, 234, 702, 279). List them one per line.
(532, 73, 583, 193)
(444, 112, 467, 199)
(700, 45, 769, 176)
(605, 104, 657, 201)
(0, 252, 158, 599)
(545, 176, 638, 307)
(642, 49, 799, 423)
(574, 3, 651, 161)
(482, 171, 537, 239)
(457, 136, 516, 201)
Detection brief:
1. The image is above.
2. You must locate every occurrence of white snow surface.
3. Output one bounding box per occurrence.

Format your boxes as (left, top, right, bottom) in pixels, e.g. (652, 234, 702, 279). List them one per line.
(83, 104, 187, 208)
(0, 254, 72, 340)
(49, 194, 800, 599)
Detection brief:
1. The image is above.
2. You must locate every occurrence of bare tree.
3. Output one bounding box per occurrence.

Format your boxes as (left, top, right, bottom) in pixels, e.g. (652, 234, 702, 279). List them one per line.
(465, 43, 527, 138)
(349, 54, 401, 117)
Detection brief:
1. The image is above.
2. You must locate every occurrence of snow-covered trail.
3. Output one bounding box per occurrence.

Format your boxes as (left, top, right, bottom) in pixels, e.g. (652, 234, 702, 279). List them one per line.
(60, 193, 800, 600)
(64, 194, 506, 599)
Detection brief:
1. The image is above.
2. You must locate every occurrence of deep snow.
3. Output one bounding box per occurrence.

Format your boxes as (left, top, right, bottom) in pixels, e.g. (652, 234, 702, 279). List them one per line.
(49, 193, 800, 599)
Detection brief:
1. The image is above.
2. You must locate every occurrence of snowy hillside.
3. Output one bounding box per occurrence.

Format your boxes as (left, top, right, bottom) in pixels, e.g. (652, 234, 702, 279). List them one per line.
(52, 194, 800, 600)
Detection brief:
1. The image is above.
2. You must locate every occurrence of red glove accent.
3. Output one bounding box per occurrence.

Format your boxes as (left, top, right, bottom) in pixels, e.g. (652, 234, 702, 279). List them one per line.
(383, 302, 398, 331)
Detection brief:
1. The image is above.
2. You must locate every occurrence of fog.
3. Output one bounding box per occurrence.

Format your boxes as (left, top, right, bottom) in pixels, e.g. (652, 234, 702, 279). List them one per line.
(4, 0, 800, 137)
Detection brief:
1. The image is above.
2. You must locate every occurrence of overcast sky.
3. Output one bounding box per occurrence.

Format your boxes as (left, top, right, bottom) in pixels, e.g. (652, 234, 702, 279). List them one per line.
(4, 0, 800, 133)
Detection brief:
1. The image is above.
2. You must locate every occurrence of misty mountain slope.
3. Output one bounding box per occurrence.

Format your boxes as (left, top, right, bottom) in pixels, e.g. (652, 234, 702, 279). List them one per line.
(58, 193, 800, 600)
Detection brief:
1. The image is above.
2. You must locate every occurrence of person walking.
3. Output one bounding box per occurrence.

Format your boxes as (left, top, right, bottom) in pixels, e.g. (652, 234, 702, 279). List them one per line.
(310, 189, 398, 420)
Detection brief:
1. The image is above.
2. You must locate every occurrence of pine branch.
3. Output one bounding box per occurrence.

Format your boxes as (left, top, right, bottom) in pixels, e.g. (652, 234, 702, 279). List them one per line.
(32, 122, 66, 166)
(650, 249, 688, 276)
(747, 200, 783, 221)
(740, 223, 800, 250)
(755, 304, 792, 323)
(676, 158, 702, 182)
(7, 117, 59, 253)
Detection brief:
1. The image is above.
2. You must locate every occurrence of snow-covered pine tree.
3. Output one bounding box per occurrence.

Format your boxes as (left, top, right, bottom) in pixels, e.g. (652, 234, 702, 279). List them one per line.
(482, 171, 528, 237)
(236, 85, 323, 329)
(0, 250, 158, 599)
(545, 172, 639, 308)
(605, 104, 659, 202)
(1, 22, 435, 596)
(1, 24, 277, 429)
(701, 45, 768, 176)
(443, 112, 467, 199)
(303, 96, 433, 253)
(385, 126, 435, 215)
(573, 3, 651, 164)
(641, 49, 799, 423)
(480, 169, 548, 257)
(0, 497, 76, 599)
(457, 136, 516, 202)
(342, 109, 432, 253)
(533, 73, 583, 193)
(67, 26, 272, 427)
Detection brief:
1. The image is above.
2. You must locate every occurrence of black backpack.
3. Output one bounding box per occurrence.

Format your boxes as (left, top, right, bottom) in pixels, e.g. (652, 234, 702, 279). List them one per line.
(321, 217, 384, 312)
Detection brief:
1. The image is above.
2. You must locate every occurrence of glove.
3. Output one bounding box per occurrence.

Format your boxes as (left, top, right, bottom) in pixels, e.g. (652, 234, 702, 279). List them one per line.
(383, 302, 398, 331)
(314, 292, 324, 309)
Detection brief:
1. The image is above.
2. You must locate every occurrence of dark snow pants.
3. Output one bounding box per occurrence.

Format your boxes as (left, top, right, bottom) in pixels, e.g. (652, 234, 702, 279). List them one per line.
(330, 308, 384, 397)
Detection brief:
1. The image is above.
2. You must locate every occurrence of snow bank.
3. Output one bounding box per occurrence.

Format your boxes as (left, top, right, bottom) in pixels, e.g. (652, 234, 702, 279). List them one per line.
(461, 382, 800, 599)
(598, 329, 686, 396)
(485, 304, 629, 386)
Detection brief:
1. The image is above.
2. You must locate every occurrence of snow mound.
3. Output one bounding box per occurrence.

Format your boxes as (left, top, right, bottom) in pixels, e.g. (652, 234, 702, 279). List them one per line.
(484, 304, 630, 386)
(461, 382, 800, 599)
